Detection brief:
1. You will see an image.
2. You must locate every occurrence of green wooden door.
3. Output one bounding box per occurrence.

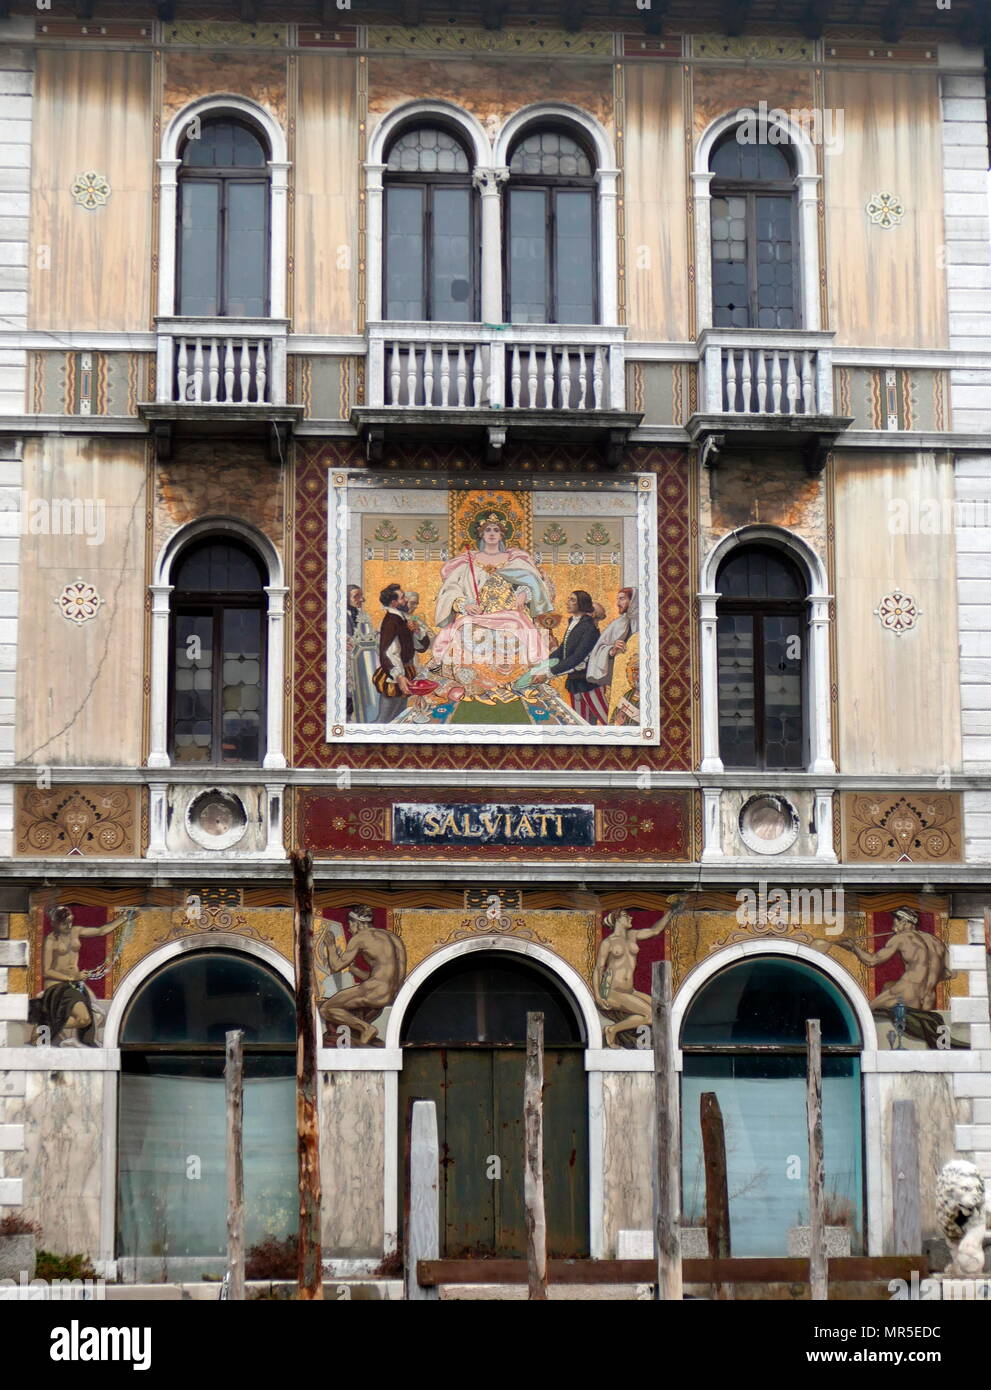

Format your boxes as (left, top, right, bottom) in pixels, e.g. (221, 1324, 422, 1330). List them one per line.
(399, 1046, 589, 1258)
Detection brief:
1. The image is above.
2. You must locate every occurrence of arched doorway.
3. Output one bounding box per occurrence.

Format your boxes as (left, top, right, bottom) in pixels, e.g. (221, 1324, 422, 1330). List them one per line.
(398, 951, 589, 1258)
(680, 955, 865, 1256)
(116, 950, 297, 1279)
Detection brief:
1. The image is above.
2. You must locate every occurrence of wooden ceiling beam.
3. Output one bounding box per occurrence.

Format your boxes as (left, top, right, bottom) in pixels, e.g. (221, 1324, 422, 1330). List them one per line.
(880, 0, 912, 44)
(799, 0, 830, 41)
(481, 0, 507, 30)
(641, 0, 669, 37)
(722, 0, 753, 37)
(562, 0, 586, 32)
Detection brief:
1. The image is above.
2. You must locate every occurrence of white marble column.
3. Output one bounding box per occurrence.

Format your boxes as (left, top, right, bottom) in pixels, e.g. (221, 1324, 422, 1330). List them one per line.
(795, 173, 822, 332)
(155, 159, 180, 318)
(807, 594, 835, 774)
(364, 162, 387, 323)
(147, 584, 173, 769)
(268, 160, 290, 319)
(698, 590, 724, 774)
(596, 167, 620, 327)
(701, 786, 723, 861)
(814, 787, 837, 861)
(264, 783, 286, 857)
(263, 585, 288, 770)
(691, 170, 714, 333)
(473, 166, 509, 326)
(147, 782, 168, 858)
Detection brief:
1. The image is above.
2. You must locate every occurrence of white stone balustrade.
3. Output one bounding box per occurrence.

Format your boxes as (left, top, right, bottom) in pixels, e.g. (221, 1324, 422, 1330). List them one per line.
(699, 329, 835, 418)
(155, 318, 289, 407)
(367, 323, 626, 412)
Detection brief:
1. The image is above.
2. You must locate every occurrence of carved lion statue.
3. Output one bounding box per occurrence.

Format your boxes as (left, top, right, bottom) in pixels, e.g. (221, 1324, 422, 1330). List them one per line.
(936, 1159, 990, 1277)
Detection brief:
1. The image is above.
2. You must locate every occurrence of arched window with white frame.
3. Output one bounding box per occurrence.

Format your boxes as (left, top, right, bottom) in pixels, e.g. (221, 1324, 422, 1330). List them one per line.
(383, 123, 478, 322)
(699, 526, 834, 776)
(693, 111, 822, 335)
(176, 115, 271, 318)
(504, 123, 598, 325)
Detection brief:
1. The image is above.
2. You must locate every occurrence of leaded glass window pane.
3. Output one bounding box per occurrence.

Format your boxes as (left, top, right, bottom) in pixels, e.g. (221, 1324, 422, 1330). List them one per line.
(711, 194, 748, 327)
(717, 613, 756, 768)
(387, 126, 469, 174)
(762, 613, 803, 768)
(385, 185, 425, 320)
(225, 181, 268, 318)
(181, 119, 266, 169)
(555, 189, 595, 324)
(178, 181, 220, 317)
(172, 612, 213, 764)
(432, 186, 473, 322)
(509, 129, 592, 178)
(755, 194, 795, 329)
(710, 133, 792, 181)
(221, 607, 262, 763)
(509, 187, 548, 324)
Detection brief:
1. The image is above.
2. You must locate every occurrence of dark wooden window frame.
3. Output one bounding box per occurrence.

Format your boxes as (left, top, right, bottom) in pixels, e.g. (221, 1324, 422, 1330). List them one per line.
(382, 130, 479, 323)
(716, 548, 808, 772)
(710, 149, 801, 330)
(504, 128, 599, 326)
(168, 568, 267, 768)
(176, 124, 271, 319)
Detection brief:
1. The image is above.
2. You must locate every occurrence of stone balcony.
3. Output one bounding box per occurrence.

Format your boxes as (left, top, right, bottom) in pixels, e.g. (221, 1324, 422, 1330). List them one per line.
(353, 321, 641, 464)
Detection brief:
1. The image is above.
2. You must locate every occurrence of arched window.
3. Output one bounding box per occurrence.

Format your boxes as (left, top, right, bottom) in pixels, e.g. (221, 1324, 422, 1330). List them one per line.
(709, 130, 798, 329)
(177, 117, 270, 318)
(399, 952, 588, 1257)
(169, 539, 266, 766)
(506, 126, 597, 324)
(680, 956, 864, 1256)
(716, 545, 806, 770)
(383, 125, 476, 321)
(117, 951, 296, 1275)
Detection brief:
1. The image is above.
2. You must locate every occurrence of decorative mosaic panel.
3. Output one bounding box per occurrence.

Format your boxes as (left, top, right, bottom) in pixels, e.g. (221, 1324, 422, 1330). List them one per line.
(15, 786, 140, 858)
(840, 793, 962, 863)
(297, 787, 691, 862)
(11, 887, 968, 1054)
(291, 441, 693, 770)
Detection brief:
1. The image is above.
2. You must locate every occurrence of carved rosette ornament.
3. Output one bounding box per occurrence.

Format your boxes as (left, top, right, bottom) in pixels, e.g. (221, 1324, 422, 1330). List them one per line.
(873, 587, 919, 634)
(70, 172, 111, 209)
(56, 580, 104, 625)
(866, 191, 905, 228)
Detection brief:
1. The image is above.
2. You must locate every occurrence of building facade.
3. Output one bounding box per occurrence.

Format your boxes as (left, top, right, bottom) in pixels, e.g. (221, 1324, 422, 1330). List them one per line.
(0, 0, 989, 1279)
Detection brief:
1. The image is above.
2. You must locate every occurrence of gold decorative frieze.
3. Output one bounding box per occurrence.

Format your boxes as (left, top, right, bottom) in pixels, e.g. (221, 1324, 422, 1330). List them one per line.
(692, 35, 814, 62)
(841, 793, 961, 864)
(165, 22, 287, 47)
(366, 25, 613, 56)
(16, 786, 140, 859)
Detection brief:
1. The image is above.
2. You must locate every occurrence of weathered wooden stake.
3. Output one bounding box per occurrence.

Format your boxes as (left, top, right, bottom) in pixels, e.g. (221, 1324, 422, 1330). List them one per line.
(292, 848, 323, 1300)
(524, 1010, 547, 1301)
(225, 1028, 245, 1301)
(405, 1099, 440, 1301)
(891, 1099, 921, 1255)
(806, 1017, 827, 1301)
(652, 961, 682, 1301)
(700, 1090, 731, 1299)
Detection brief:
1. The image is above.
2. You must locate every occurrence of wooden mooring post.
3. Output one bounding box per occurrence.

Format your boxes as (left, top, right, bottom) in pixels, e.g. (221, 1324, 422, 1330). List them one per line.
(524, 1011, 548, 1300)
(225, 1028, 245, 1301)
(700, 1090, 731, 1299)
(891, 1100, 921, 1256)
(806, 1018, 827, 1302)
(652, 962, 682, 1301)
(405, 1100, 440, 1301)
(292, 849, 323, 1300)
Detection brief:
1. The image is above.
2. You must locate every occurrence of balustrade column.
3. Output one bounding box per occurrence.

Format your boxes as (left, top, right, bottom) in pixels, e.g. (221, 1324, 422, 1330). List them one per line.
(473, 166, 509, 326)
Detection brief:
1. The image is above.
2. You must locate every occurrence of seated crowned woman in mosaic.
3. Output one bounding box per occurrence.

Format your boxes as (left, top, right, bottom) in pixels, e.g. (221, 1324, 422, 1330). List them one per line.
(429, 512, 557, 702)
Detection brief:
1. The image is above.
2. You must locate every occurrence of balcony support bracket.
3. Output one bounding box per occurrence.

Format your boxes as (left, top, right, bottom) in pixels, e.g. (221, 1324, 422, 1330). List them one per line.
(152, 422, 173, 463)
(486, 426, 507, 464)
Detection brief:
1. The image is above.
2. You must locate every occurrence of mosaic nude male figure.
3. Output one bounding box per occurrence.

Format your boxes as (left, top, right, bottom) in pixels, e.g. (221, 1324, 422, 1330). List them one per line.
(318, 907, 406, 1047)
